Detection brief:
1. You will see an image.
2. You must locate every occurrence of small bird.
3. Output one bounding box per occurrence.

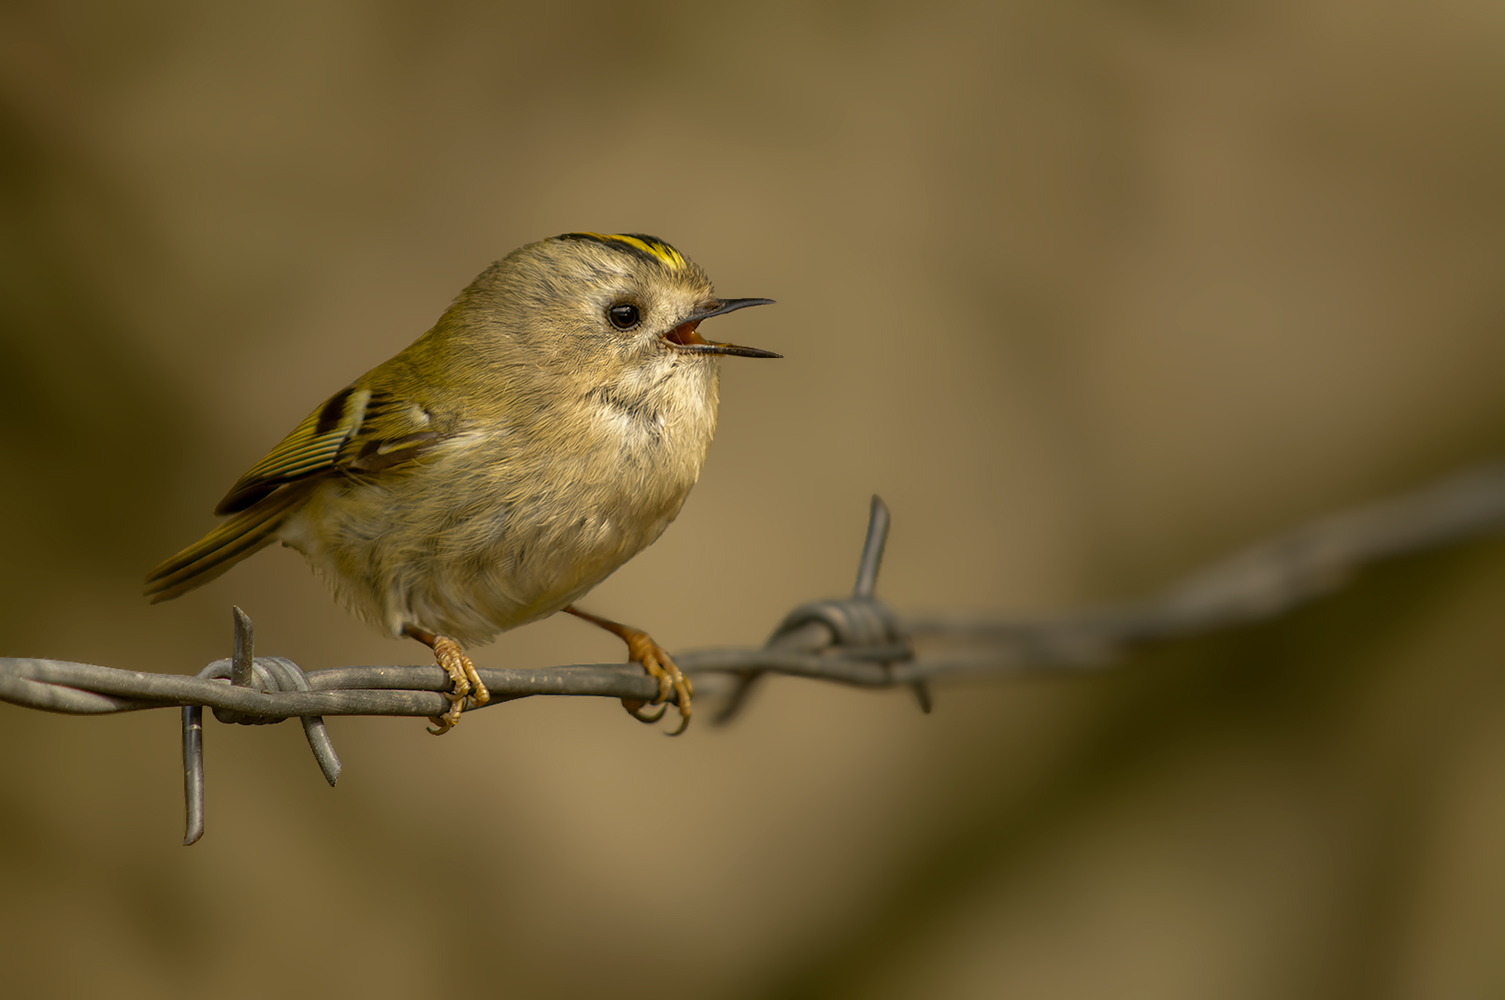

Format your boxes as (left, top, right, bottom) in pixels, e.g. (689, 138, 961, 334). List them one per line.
(145, 232, 778, 734)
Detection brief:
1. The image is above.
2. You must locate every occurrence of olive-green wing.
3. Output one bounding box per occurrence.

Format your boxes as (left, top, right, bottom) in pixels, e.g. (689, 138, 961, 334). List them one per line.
(214, 386, 445, 512)
(145, 385, 447, 602)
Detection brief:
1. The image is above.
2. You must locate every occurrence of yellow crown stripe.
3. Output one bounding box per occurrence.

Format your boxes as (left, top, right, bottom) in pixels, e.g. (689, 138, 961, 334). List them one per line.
(572, 232, 687, 270)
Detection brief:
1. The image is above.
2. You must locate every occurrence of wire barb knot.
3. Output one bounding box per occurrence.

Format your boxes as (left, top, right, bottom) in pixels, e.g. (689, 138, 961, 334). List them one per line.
(199, 655, 310, 726)
(770, 597, 911, 663)
(180, 608, 342, 846)
(776, 492, 908, 658)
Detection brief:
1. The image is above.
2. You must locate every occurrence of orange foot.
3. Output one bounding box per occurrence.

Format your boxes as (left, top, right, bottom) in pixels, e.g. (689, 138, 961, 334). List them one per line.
(565, 606, 692, 735)
(403, 626, 490, 735)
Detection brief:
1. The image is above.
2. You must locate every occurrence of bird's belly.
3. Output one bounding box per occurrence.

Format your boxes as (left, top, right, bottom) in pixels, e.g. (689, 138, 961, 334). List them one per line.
(279, 461, 686, 646)
(402, 512, 667, 644)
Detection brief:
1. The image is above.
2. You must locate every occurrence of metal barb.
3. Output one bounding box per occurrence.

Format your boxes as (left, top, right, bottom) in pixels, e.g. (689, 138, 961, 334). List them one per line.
(231, 606, 255, 689)
(853, 495, 890, 599)
(182, 705, 204, 845)
(257, 656, 342, 786)
(850, 496, 929, 713)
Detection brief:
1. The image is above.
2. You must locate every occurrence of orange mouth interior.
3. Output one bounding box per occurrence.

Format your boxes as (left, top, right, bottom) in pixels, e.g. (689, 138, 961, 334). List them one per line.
(665, 320, 708, 346)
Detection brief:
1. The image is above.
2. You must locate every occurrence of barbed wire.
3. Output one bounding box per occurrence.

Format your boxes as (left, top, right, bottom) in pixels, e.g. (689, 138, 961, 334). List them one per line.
(5, 460, 1505, 843)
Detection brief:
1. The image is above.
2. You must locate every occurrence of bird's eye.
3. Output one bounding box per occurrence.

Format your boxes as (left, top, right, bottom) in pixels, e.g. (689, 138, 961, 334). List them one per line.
(607, 303, 640, 330)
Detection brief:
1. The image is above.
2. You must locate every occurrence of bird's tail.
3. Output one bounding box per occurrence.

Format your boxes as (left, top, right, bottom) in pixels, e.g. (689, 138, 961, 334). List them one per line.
(144, 486, 309, 603)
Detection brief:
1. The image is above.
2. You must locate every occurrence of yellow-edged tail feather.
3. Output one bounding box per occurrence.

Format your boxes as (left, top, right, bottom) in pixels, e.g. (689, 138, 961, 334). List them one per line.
(144, 485, 311, 603)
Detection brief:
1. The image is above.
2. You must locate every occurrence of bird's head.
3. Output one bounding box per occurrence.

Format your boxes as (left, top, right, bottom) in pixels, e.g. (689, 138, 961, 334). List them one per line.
(451, 232, 778, 380)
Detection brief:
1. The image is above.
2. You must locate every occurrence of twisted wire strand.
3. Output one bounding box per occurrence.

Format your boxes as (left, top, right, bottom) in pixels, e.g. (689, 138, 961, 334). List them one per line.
(4, 458, 1505, 843)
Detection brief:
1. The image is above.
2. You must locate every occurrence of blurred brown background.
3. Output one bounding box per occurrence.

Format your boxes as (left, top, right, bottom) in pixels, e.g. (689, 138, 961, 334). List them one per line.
(4, 1, 1505, 996)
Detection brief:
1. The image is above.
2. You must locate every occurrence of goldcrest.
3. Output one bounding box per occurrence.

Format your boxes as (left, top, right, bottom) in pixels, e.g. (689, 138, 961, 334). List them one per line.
(145, 232, 778, 733)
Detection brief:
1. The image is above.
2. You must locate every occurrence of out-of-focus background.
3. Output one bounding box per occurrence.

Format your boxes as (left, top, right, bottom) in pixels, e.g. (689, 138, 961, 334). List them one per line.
(3, 1, 1505, 996)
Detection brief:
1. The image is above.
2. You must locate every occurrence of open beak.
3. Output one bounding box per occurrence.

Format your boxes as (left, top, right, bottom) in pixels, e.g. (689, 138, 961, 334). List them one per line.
(664, 298, 781, 358)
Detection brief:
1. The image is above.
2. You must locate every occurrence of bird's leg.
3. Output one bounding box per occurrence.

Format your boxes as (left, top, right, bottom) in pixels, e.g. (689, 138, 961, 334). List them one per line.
(402, 625, 490, 735)
(564, 606, 693, 735)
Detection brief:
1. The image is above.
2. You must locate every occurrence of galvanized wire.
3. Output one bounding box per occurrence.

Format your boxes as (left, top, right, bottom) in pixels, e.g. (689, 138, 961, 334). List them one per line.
(5, 459, 1505, 843)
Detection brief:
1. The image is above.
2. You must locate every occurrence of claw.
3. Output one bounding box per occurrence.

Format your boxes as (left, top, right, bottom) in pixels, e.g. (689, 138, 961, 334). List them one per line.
(625, 635, 692, 737)
(404, 627, 488, 736)
(434, 635, 490, 711)
(622, 698, 668, 724)
(425, 686, 467, 734)
(564, 606, 693, 734)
